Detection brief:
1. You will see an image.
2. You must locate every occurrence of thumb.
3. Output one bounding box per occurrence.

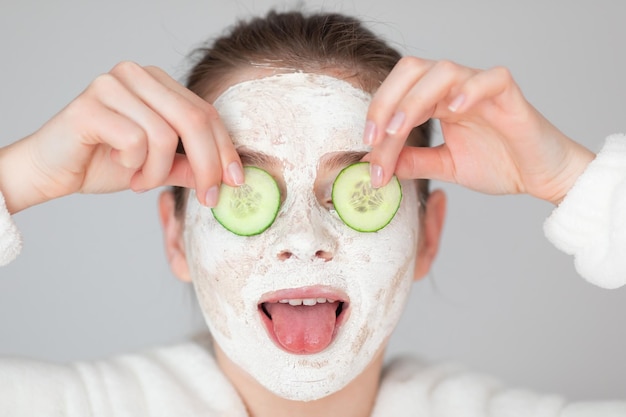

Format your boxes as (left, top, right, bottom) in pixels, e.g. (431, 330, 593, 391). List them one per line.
(163, 154, 196, 189)
(394, 145, 454, 183)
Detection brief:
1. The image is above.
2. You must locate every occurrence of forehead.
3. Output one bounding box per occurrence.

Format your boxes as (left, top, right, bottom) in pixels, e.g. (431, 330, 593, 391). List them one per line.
(213, 73, 372, 165)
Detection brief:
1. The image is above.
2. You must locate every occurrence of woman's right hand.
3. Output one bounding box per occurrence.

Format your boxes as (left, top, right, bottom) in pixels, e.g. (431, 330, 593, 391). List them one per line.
(0, 61, 242, 214)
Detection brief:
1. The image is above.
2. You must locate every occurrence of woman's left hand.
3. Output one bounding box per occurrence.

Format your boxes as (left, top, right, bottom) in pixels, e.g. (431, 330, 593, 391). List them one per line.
(365, 57, 594, 205)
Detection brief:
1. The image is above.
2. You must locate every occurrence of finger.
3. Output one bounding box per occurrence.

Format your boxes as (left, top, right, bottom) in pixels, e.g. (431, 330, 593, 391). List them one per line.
(446, 66, 518, 115)
(365, 57, 434, 146)
(397, 60, 476, 128)
(76, 102, 148, 171)
(117, 125, 178, 192)
(110, 62, 222, 205)
(132, 153, 197, 194)
(368, 61, 474, 187)
(210, 118, 244, 186)
(394, 145, 456, 183)
(179, 109, 223, 207)
(153, 153, 196, 189)
(366, 136, 403, 188)
(145, 66, 243, 187)
(143, 66, 205, 104)
(87, 71, 179, 189)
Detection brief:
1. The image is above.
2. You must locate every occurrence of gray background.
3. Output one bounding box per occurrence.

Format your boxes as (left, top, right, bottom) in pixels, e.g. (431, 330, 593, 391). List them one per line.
(1, 0, 625, 401)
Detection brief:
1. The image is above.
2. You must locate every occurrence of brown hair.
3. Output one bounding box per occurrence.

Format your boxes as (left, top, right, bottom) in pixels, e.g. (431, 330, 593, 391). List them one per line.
(174, 10, 431, 216)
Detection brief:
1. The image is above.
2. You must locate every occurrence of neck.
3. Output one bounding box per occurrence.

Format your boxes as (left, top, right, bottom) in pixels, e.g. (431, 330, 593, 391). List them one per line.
(214, 344, 385, 417)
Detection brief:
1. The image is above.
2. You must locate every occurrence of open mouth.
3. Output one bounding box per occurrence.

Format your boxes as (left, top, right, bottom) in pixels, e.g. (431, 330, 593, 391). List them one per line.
(258, 287, 349, 355)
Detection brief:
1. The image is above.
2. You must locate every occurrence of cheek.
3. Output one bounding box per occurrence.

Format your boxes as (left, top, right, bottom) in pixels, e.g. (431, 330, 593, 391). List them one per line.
(183, 205, 263, 331)
(349, 191, 420, 310)
(381, 250, 415, 315)
(368, 242, 416, 315)
(335, 227, 416, 357)
(188, 236, 252, 308)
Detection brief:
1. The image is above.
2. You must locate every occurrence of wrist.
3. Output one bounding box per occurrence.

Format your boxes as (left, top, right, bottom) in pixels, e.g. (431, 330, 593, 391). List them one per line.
(549, 142, 595, 206)
(0, 137, 49, 214)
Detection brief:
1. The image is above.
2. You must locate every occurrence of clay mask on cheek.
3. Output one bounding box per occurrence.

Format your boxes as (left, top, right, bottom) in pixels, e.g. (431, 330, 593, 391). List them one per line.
(183, 73, 421, 401)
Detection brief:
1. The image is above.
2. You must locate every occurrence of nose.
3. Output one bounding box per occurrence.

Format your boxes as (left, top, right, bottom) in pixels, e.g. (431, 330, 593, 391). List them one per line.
(274, 201, 336, 262)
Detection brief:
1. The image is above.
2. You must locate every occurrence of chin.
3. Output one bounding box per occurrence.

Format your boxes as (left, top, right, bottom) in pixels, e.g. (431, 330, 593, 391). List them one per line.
(204, 275, 414, 402)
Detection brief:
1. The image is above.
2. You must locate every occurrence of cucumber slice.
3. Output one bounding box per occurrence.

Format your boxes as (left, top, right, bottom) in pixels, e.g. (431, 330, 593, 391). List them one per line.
(331, 162, 402, 232)
(211, 166, 280, 236)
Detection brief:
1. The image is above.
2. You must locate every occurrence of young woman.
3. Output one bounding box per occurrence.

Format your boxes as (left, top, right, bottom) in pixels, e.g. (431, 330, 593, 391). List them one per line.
(0, 11, 624, 417)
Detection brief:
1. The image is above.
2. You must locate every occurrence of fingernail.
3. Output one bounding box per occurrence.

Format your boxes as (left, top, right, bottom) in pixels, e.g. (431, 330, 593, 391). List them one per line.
(205, 186, 219, 207)
(385, 112, 405, 135)
(370, 164, 383, 188)
(448, 94, 466, 112)
(228, 161, 245, 186)
(363, 120, 376, 145)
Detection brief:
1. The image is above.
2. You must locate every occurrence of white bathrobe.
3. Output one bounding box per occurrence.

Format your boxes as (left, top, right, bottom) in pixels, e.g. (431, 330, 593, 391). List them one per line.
(1, 135, 625, 416)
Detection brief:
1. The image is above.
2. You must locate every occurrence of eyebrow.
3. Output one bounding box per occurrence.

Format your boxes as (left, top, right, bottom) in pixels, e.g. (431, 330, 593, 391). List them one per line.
(236, 148, 367, 171)
(236, 147, 280, 169)
(320, 151, 368, 171)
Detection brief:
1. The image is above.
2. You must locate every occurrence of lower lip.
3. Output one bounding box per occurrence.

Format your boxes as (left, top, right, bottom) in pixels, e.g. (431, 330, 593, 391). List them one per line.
(258, 302, 350, 355)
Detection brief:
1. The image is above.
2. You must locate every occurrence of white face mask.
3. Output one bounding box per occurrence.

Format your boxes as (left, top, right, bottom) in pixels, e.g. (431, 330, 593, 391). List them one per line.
(183, 73, 421, 401)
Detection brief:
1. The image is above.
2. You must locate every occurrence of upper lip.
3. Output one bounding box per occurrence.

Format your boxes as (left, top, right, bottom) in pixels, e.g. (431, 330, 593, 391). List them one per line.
(258, 285, 349, 305)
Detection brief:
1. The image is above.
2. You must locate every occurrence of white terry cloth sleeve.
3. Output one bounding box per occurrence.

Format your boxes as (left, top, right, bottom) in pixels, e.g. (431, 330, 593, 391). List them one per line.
(0, 191, 22, 266)
(0, 342, 249, 417)
(544, 133, 626, 289)
(371, 357, 568, 417)
(372, 357, 626, 417)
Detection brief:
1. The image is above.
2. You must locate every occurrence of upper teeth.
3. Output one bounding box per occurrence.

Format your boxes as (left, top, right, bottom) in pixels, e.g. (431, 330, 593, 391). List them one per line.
(279, 298, 336, 306)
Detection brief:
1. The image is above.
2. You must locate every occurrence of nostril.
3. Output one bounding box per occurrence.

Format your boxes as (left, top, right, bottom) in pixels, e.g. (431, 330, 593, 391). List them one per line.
(315, 250, 333, 262)
(277, 251, 293, 261)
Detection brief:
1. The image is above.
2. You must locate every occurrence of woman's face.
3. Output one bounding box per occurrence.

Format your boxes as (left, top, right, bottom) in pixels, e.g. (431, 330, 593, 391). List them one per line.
(182, 73, 421, 401)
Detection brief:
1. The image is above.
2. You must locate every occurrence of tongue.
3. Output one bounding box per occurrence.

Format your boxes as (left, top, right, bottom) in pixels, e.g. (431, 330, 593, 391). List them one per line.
(265, 302, 338, 354)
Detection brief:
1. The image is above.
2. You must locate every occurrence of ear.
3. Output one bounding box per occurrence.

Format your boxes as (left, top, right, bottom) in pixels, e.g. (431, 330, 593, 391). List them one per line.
(413, 189, 446, 281)
(158, 190, 191, 283)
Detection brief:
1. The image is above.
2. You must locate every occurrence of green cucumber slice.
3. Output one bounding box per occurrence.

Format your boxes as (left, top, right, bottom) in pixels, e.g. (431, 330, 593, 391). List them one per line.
(331, 162, 402, 232)
(211, 166, 280, 236)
